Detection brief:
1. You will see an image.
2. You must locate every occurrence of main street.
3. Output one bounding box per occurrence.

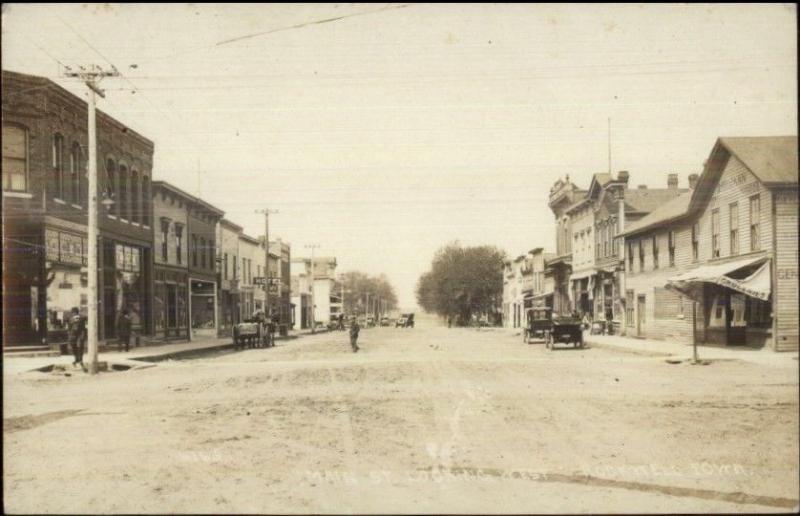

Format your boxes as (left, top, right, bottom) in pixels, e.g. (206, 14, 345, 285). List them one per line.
(4, 317, 798, 513)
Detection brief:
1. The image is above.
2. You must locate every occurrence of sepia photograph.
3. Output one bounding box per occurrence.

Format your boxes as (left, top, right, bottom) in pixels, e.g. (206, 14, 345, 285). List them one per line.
(2, 3, 798, 514)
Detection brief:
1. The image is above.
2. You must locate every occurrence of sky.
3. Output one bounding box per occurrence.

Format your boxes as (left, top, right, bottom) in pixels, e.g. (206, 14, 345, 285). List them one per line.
(2, 3, 797, 309)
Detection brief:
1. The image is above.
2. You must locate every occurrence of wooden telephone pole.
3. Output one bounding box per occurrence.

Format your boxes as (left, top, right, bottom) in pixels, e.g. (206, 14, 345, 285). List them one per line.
(63, 65, 119, 375)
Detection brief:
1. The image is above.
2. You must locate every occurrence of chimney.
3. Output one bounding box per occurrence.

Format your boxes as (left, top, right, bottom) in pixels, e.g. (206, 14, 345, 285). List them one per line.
(637, 184, 647, 190)
(688, 173, 699, 189)
(667, 173, 678, 189)
(617, 170, 629, 184)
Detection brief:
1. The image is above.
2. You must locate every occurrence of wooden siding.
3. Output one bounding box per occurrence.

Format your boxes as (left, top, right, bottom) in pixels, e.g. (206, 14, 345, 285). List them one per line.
(774, 189, 798, 351)
(696, 156, 773, 261)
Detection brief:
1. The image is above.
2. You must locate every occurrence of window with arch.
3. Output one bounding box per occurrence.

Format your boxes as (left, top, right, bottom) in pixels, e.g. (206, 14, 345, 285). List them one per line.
(2, 124, 28, 192)
(105, 159, 117, 211)
(118, 164, 128, 220)
(70, 143, 81, 205)
(131, 169, 140, 223)
(141, 175, 151, 226)
(200, 237, 207, 268)
(52, 133, 65, 199)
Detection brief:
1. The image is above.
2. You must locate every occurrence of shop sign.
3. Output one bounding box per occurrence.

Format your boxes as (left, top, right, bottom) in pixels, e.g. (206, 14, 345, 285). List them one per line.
(45, 228, 86, 265)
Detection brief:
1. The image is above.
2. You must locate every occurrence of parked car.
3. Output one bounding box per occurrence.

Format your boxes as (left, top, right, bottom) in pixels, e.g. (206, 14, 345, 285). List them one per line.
(380, 316, 391, 326)
(523, 307, 552, 344)
(396, 313, 415, 328)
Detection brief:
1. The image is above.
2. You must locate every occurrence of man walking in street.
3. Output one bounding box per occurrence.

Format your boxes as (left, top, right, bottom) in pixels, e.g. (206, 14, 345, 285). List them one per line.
(67, 307, 87, 370)
(349, 317, 360, 353)
(117, 309, 132, 352)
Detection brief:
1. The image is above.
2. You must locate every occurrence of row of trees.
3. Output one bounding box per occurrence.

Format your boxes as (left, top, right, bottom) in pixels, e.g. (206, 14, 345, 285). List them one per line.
(337, 271, 398, 317)
(416, 242, 505, 326)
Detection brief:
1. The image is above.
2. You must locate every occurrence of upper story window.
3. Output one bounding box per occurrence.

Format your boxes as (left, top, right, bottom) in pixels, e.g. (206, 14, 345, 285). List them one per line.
(2, 124, 28, 192)
(638, 240, 645, 271)
(192, 234, 198, 267)
(652, 235, 659, 269)
(131, 170, 140, 224)
(207, 240, 214, 270)
(729, 202, 739, 256)
(175, 224, 183, 265)
(749, 195, 761, 251)
(628, 242, 634, 270)
(160, 218, 170, 261)
(223, 253, 229, 280)
(118, 164, 128, 220)
(711, 209, 720, 258)
(52, 134, 65, 199)
(141, 175, 151, 226)
(105, 159, 116, 208)
(70, 143, 81, 206)
(692, 222, 699, 262)
(668, 230, 676, 267)
(200, 237, 207, 268)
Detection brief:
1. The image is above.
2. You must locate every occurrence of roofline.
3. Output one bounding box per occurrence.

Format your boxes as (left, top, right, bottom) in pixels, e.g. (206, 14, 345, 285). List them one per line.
(3, 69, 155, 150)
(239, 234, 261, 245)
(617, 214, 689, 238)
(151, 180, 225, 217)
(219, 218, 243, 231)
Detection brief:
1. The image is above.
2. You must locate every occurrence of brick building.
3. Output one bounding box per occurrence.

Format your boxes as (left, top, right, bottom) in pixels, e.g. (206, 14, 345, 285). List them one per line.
(619, 136, 798, 351)
(2, 70, 154, 348)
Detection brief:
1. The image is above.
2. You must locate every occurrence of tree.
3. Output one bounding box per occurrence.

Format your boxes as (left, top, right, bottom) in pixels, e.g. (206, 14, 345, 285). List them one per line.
(415, 242, 505, 325)
(337, 271, 398, 317)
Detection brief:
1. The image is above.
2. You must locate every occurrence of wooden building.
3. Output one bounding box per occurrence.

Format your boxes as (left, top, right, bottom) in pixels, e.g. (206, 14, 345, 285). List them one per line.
(619, 136, 798, 351)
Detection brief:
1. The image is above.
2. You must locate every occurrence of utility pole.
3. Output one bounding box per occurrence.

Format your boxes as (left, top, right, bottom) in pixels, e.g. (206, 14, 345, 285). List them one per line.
(255, 208, 278, 320)
(63, 64, 118, 375)
(305, 244, 320, 333)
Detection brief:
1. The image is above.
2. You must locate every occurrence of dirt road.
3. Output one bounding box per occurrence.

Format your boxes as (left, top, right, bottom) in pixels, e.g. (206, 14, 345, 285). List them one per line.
(4, 319, 799, 513)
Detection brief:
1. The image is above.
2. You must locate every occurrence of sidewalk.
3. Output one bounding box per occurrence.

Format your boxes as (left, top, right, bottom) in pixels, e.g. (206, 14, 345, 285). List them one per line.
(2, 328, 325, 376)
(585, 333, 799, 368)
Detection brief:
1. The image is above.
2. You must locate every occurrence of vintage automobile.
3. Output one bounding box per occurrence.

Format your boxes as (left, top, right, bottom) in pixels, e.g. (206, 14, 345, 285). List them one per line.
(380, 316, 391, 326)
(545, 316, 584, 350)
(396, 313, 415, 328)
(523, 307, 552, 344)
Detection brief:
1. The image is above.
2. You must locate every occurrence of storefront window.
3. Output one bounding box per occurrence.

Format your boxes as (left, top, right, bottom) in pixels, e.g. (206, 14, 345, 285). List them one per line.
(115, 243, 143, 329)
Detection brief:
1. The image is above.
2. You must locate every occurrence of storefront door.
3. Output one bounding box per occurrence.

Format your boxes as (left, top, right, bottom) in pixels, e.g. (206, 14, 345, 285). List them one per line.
(637, 295, 646, 337)
(166, 284, 178, 329)
(727, 293, 747, 345)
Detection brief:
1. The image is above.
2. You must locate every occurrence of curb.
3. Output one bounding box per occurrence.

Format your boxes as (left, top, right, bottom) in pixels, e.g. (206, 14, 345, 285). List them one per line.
(585, 339, 675, 358)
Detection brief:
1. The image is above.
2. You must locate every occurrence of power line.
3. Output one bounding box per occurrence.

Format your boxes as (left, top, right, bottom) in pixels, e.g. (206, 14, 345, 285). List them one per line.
(135, 3, 411, 67)
(55, 15, 212, 197)
(215, 3, 410, 47)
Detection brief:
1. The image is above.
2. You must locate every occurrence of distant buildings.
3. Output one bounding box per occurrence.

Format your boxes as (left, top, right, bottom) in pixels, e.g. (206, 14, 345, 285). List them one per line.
(290, 256, 338, 327)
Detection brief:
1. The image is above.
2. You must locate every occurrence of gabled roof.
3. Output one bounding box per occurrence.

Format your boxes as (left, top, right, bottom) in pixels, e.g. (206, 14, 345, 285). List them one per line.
(618, 190, 693, 237)
(618, 135, 798, 238)
(690, 136, 798, 215)
(587, 173, 613, 198)
(624, 188, 688, 213)
(718, 136, 798, 186)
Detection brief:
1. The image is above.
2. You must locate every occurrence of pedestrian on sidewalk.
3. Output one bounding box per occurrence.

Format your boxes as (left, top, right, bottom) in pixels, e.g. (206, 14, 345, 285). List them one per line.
(67, 307, 87, 370)
(349, 317, 360, 353)
(117, 309, 132, 352)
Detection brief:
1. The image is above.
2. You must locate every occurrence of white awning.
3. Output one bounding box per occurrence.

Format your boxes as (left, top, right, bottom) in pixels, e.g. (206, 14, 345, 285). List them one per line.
(569, 269, 597, 282)
(666, 256, 770, 301)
